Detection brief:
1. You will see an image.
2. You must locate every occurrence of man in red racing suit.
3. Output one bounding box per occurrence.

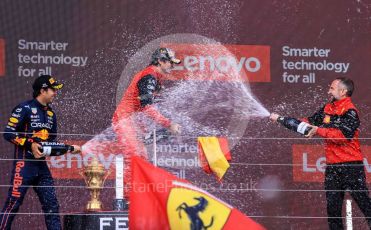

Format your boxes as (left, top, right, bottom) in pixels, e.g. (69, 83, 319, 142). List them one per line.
(271, 77, 371, 229)
(112, 48, 181, 199)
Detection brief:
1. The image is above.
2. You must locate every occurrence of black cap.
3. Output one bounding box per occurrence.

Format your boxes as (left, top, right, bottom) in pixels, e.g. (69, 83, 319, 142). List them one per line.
(151, 48, 181, 64)
(32, 75, 64, 91)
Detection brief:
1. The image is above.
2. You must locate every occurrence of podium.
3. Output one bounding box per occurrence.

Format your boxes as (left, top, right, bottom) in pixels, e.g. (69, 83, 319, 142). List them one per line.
(64, 211, 129, 230)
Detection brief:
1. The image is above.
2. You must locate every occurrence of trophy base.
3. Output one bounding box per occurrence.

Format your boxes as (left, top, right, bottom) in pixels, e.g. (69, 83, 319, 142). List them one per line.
(113, 199, 129, 211)
(86, 200, 102, 212)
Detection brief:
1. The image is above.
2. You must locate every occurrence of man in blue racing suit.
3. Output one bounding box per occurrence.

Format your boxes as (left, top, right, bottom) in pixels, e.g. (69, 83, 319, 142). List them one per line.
(0, 75, 80, 230)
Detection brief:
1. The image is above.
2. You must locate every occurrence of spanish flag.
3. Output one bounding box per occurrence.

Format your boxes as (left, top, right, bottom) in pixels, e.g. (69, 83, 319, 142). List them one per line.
(198, 137, 231, 181)
(129, 156, 265, 230)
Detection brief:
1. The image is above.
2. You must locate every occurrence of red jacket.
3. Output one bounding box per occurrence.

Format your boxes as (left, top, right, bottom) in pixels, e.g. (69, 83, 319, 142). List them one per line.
(306, 97, 363, 164)
(112, 65, 171, 128)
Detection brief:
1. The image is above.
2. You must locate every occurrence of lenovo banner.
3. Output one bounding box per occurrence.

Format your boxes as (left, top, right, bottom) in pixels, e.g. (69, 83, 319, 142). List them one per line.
(292, 145, 371, 182)
(164, 43, 270, 82)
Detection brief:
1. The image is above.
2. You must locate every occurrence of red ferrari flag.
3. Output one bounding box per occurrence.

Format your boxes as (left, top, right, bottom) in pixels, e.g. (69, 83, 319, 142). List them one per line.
(129, 156, 265, 230)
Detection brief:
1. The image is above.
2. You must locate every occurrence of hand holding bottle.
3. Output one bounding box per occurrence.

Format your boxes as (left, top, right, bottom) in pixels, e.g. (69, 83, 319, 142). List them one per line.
(169, 122, 181, 135)
(31, 142, 44, 158)
(269, 113, 280, 122)
(305, 125, 318, 138)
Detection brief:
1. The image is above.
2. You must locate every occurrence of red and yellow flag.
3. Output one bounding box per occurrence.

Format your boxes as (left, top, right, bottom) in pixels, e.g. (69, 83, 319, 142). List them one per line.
(198, 137, 231, 181)
(129, 156, 265, 230)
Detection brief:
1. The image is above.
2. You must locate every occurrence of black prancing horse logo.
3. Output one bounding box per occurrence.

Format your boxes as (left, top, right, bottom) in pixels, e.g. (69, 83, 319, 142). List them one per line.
(176, 197, 214, 230)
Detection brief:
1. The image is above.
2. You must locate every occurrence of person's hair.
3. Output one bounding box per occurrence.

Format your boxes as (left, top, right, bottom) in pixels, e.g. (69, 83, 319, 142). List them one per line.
(150, 57, 169, 66)
(33, 89, 41, 98)
(33, 88, 48, 98)
(150, 59, 160, 66)
(336, 77, 354, 97)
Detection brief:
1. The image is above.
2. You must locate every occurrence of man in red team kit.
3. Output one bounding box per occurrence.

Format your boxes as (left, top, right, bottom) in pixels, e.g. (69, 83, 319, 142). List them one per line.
(112, 48, 182, 199)
(270, 78, 371, 229)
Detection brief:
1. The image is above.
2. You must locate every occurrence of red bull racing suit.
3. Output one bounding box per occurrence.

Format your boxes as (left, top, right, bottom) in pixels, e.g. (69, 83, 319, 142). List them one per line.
(0, 99, 61, 230)
(112, 65, 171, 197)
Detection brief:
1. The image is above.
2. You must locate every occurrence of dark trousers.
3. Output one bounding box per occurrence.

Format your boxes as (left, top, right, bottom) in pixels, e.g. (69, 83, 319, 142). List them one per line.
(0, 160, 61, 230)
(325, 161, 371, 230)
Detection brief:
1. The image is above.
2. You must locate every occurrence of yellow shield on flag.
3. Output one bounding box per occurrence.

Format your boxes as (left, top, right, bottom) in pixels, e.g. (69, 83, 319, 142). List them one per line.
(167, 185, 231, 230)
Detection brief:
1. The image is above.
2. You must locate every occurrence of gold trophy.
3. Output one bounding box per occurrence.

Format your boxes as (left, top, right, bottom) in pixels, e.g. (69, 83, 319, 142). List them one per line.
(80, 158, 110, 211)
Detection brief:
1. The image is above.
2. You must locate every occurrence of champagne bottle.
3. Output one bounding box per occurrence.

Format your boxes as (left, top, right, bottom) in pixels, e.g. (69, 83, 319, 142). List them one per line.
(39, 142, 74, 156)
(277, 117, 312, 135)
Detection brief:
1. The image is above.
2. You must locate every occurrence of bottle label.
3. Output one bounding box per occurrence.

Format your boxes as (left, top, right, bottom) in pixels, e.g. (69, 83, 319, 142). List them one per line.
(297, 122, 309, 135)
(40, 142, 65, 146)
(43, 146, 52, 156)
